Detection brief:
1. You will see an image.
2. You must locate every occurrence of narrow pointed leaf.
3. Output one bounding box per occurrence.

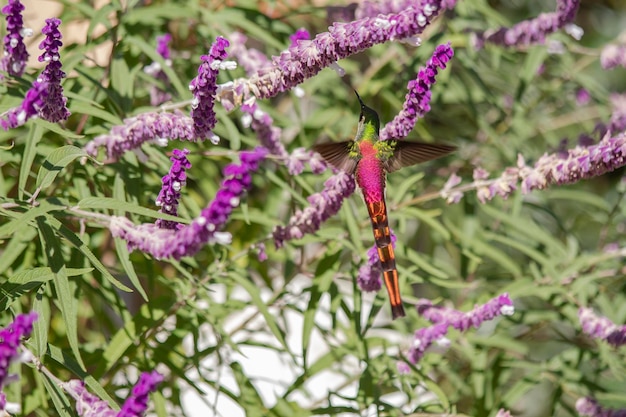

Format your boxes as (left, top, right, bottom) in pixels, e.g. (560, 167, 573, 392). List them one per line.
(36, 145, 88, 190)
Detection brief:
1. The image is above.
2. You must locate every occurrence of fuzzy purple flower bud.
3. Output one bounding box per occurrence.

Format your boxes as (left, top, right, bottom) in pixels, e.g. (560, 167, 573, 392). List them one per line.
(117, 371, 164, 417)
(63, 380, 117, 417)
(404, 294, 513, 365)
(155, 148, 191, 230)
(273, 172, 356, 248)
(37, 18, 70, 122)
(289, 28, 310, 48)
(0, 80, 49, 130)
(112, 147, 267, 259)
(190, 36, 230, 141)
(1, 0, 29, 77)
(579, 307, 626, 347)
(0, 312, 37, 389)
(600, 44, 626, 70)
(472, 0, 580, 49)
(381, 42, 454, 140)
(576, 397, 626, 417)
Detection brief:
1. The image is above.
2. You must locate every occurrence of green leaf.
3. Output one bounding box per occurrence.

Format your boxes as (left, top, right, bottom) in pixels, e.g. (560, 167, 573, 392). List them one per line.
(37, 217, 85, 370)
(36, 145, 89, 190)
(78, 196, 187, 223)
(0, 198, 65, 238)
(18, 123, 44, 200)
(40, 372, 73, 417)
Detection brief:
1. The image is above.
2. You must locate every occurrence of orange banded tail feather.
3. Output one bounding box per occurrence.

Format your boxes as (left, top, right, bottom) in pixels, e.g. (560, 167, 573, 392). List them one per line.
(366, 200, 406, 319)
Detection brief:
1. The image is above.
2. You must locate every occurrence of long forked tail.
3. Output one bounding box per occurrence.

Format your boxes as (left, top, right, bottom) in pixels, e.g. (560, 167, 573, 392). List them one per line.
(366, 199, 406, 319)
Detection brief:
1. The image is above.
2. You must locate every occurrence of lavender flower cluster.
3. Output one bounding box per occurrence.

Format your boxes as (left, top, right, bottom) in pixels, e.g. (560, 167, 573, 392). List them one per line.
(403, 294, 514, 365)
(380, 42, 454, 140)
(0, 0, 28, 77)
(579, 308, 626, 348)
(37, 17, 70, 122)
(155, 148, 192, 230)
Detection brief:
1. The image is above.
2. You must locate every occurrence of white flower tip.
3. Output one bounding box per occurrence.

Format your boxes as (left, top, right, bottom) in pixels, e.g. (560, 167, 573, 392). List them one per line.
(155, 137, 168, 147)
(417, 14, 427, 26)
(436, 337, 451, 348)
(210, 134, 220, 145)
(241, 113, 252, 128)
(220, 60, 237, 70)
(565, 23, 584, 41)
(294, 86, 305, 98)
(172, 181, 181, 191)
(399, 36, 422, 46)
(500, 305, 515, 316)
(230, 197, 240, 207)
(206, 222, 215, 231)
(22, 27, 33, 37)
(253, 108, 265, 120)
(196, 217, 207, 226)
(213, 231, 232, 245)
(209, 59, 222, 70)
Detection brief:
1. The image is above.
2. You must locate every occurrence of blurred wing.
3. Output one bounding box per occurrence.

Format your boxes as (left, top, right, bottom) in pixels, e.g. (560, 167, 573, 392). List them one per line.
(384, 140, 456, 173)
(313, 141, 359, 174)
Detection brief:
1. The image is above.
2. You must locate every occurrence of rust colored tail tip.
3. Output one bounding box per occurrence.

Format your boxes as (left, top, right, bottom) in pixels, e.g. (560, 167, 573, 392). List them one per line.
(391, 304, 406, 320)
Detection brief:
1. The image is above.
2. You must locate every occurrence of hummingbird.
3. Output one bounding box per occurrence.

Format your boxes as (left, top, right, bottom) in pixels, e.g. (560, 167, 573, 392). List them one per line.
(313, 91, 455, 319)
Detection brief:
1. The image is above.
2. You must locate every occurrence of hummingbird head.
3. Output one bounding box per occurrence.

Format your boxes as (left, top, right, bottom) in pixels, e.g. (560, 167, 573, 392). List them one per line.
(353, 90, 380, 137)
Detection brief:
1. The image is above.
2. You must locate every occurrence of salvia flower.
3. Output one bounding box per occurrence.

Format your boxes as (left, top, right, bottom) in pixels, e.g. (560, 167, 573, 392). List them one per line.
(273, 171, 356, 248)
(111, 147, 267, 259)
(0, 0, 29, 77)
(472, 0, 580, 49)
(441, 131, 626, 204)
(37, 18, 70, 122)
(84, 111, 199, 162)
(190, 36, 230, 141)
(144, 34, 173, 106)
(117, 371, 164, 417)
(0, 80, 48, 130)
(63, 371, 163, 417)
(155, 148, 191, 230)
(380, 42, 454, 140)
(220, 1, 446, 104)
(0, 312, 37, 390)
(579, 307, 626, 347)
(576, 396, 626, 417)
(354, 0, 457, 19)
(405, 294, 513, 364)
(357, 232, 397, 292)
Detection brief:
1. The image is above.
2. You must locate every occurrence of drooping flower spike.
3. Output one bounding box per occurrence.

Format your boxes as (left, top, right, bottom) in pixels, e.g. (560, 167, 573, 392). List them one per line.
(144, 33, 173, 106)
(579, 307, 626, 348)
(155, 148, 192, 230)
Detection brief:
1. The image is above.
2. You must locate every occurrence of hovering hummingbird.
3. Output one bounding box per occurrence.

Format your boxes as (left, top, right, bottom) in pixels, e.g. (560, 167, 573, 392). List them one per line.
(313, 92, 455, 319)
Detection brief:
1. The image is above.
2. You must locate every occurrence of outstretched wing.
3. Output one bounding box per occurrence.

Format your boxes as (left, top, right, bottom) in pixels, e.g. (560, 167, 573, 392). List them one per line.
(313, 141, 359, 174)
(384, 140, 456, 173)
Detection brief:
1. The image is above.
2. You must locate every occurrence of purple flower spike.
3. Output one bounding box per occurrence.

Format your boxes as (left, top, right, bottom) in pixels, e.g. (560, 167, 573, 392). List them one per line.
(403, 294, 513, 365)
(37, 18, 70, 123)
(0, 80, 49, 130)
(117, 371, 164, 417)
(472, 0, 580, 49)
(241, 98, 326, 174)
(579, 307, 626, 347)
(229, 32, 271, 77)
(111, 147, 268, 259)
(84, 112, 201, 162)
(380, 43, 454, 140)
(576, 397, 626, 417)
(357, 232, 397, 292)
(0, 312, 37, 389)
(273, 172, 356, 248)
(145, 34, 173, 106)
(222, 1, 446, 104)
(0, 0, 29, 77)
(190, 36, 230, 142)
(156, 148, 192, 230)
(63, 380, 116, 417)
